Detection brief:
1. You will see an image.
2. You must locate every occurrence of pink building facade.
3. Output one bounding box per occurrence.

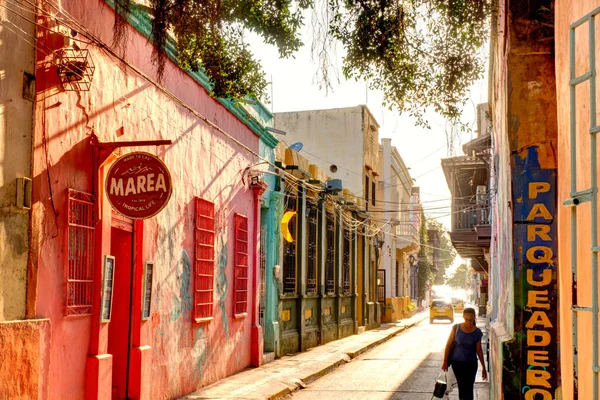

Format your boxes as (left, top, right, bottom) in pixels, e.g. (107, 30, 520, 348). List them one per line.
(4, 0, 277, 398)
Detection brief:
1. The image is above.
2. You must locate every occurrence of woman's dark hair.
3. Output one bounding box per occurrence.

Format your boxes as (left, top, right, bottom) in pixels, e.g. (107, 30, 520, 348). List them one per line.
(463, 307, 476, 316)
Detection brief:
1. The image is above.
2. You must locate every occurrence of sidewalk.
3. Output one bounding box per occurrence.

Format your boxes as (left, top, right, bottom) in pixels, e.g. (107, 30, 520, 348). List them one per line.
(180, 311, 490, 400)
(446, 315, 489, 400)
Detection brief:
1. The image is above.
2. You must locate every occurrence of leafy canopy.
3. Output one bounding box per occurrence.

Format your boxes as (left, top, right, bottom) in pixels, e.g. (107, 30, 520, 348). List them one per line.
(445, 263, 470, 290)
(425, 216, 456, 284)
(120, 0, 491, 124)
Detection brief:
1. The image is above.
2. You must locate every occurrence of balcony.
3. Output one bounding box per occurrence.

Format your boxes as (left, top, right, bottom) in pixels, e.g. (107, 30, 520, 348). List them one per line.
(396, 222, 420, 252)
(449, 200, 491, 271)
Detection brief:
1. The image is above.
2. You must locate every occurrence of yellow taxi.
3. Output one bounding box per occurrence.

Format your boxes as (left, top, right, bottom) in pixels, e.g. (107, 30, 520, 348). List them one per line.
(430, 299, 454, 323)
(451, 297, 465, 314)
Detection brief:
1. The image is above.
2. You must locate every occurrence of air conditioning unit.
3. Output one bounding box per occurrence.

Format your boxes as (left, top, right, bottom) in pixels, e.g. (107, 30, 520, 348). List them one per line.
(325, 179, 342, 194)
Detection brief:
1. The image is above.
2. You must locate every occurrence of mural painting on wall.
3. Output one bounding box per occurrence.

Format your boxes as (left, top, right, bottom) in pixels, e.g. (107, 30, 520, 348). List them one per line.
(106, 151, 173, 219)
(511, 147, 558, 400)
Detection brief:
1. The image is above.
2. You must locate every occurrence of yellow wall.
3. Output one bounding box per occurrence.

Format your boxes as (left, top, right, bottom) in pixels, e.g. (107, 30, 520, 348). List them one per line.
(556, 2, 600, 399)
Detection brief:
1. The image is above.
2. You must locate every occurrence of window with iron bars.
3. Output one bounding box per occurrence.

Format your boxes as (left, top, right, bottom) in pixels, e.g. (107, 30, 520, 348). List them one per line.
(194, 197, 215, 322)
(325, 211, 336, 294)
(234, 213, 249, 315)
(365, 176, 369, 211)
(342, 228, 351, 293)
(306, 203, 318, 294)
(371, 180, 376, 206)
(66, 189, 95, 316)
(283, 194, 297, 294)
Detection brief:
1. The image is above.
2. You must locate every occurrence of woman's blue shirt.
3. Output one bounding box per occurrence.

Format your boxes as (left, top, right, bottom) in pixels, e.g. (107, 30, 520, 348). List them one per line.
(451, 325, 483, 362)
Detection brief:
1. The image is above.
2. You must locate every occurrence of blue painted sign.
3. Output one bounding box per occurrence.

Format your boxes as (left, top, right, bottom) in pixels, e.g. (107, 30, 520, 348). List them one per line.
(511, 147, 557, 400)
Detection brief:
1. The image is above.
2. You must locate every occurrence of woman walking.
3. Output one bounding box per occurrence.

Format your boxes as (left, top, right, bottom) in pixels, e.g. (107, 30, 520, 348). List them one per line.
(442, 307, 487, 400)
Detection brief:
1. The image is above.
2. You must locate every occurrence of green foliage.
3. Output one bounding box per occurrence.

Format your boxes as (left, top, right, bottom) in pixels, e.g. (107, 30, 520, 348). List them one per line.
(446, 263, 470, 290)
(115, 0, 491, 121)
(426, 217, 456, 284)
(417, 211, 433, 303)
(331, 0, 491, 126)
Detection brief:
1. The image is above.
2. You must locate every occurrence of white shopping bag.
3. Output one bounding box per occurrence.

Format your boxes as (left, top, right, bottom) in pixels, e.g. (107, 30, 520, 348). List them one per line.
(443, 366, 458, 399)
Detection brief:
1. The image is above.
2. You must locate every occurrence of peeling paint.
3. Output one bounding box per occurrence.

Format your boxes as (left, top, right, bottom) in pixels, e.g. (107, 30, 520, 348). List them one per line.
(193, 327, 207, 373)
(170, 250, 193, 322)
(216, 236, 229, 339)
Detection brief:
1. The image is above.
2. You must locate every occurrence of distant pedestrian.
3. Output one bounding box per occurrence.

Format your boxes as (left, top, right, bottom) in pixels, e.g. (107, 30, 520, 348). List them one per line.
(441, 307, 487, 400)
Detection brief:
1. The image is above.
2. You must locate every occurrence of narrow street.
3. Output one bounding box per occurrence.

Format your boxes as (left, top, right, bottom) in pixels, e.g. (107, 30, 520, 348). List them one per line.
(289, 314, 485, 400)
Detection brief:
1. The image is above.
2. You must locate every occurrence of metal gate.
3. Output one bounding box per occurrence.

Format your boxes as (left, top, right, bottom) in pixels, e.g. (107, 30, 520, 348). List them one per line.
(567, 9, 600, 399)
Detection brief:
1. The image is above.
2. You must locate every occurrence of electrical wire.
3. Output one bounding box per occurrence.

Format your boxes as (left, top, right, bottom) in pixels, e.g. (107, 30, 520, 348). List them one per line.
(2, 0, 488, 241)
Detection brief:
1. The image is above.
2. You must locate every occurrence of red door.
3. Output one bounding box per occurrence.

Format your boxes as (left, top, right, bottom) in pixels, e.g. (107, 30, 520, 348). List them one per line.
(108, 215, 134, 399)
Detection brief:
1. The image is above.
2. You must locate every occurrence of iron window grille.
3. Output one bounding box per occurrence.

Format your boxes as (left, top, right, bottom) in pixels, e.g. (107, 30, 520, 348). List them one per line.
(371, 180, 376, 206)
(395, 261, 400, 297)
(283, 194, 297, 294)
(365, 176, 369, 211)
(234, 213, 249, 315)
(377, 269, 386, 303)
(66, 189, 95, 316)
(306, 203, 319, 294)
(325, 211, 336, 294)
(194, 197, 215, 322)
(342, 228, 351, 293)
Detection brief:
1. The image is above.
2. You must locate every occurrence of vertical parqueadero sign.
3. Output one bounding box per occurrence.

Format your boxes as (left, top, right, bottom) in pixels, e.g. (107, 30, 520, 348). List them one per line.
(512, 147, 558, 400)
(105, 151, 173, 219)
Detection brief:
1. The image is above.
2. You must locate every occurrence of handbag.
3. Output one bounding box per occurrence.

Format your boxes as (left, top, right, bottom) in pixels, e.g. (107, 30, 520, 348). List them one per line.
(432, 371, 447, 399)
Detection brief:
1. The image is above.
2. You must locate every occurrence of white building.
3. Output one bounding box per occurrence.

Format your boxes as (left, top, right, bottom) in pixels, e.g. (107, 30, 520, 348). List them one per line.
(273, 105, 380, 198)
(377, 139, 421, 300)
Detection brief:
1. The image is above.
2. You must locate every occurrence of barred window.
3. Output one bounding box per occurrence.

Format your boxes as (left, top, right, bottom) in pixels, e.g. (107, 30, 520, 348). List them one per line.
(66, 189, 95, 316)
(234, 213, 249, 315)
(342, 228, 351, 293)
(395, 261, 400, 297)
(306, 203, 318, 294)
(365, 176, 369, 211)
(194, 198, 215, 322)
(371, 180, 376, 206)
(283, 194, 297, 294)
(325, 212, 336, 294)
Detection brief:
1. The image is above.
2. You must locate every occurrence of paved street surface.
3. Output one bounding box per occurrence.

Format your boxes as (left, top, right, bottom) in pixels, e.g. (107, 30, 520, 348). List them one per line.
(288, 315, 489, 400)
(181, 311, 489, 400)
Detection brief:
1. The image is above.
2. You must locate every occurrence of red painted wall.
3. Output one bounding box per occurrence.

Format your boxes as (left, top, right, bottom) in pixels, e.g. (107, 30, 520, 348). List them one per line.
(31, 1, 261, 398)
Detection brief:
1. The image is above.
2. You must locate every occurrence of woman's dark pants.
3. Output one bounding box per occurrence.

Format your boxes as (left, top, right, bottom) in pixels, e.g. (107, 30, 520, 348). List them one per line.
(451, 360, 478, 400)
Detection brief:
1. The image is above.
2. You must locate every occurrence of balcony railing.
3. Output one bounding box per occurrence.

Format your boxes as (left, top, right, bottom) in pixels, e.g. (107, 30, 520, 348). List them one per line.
(395, 222, 419, 251)
(453, 201, 490, 230)
(397, 222, 418, 238)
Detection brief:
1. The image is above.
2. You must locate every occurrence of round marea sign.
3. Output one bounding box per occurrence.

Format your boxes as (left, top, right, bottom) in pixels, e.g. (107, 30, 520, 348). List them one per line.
(105, 151, 172, 219)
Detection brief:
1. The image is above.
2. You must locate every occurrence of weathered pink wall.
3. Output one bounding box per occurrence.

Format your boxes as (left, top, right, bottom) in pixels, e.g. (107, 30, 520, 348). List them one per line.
(0, 320, 51, 399)
(32, 1, 261, 398)
(556, 1, 600, 399)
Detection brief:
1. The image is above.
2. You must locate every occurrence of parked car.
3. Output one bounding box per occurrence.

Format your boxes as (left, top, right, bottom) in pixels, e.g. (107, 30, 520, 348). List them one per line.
(451, 297, 465, 313)
(430, 299, 454, 323)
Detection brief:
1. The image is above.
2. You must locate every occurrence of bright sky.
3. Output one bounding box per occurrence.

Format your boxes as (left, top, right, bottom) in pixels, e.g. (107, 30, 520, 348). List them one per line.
(249, 20, 489, 233)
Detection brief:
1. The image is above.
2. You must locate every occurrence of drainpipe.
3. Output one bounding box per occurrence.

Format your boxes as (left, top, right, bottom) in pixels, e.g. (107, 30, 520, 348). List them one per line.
(250, 180, 268, 367)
